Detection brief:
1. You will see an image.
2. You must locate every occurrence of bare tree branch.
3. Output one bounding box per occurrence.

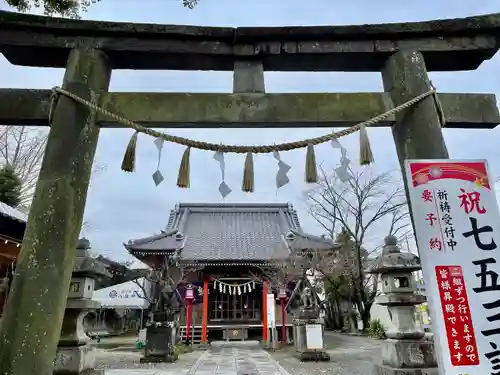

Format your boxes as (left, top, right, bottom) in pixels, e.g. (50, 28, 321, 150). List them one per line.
(0, 126, 47, 206)
(0, 125, 106, 209)
(306, 166, 410, 329)
(132, 277, 154, 304)
(307, 167, 409, 255)
(0, 124, 108, 241)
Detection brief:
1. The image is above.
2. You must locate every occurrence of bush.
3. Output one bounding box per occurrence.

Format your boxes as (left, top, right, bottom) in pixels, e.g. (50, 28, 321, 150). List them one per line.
(368, 319, 386, 340)
(0, 165, 22, 207)
(174, 343, 193, 355)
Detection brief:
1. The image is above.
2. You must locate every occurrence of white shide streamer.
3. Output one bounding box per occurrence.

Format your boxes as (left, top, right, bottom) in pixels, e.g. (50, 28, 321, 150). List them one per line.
(211, 278, 255, 295)
(213, 151, 232, 198)
(152, 137, 165, 186)
(273, 150, 291, 189)
(331, 137, 353, 182)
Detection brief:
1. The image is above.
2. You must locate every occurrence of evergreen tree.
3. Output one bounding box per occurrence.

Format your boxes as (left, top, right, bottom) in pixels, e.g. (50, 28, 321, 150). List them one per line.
(5, 0, 100, 17)
(5, 0, 197, 17)
(0, 165, 22, 207)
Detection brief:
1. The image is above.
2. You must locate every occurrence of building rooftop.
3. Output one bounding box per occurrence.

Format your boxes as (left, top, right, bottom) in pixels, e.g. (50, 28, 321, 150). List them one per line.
(0, 201, 27, 223)
(0, 201, 27, 244)
(124, 202, 334, 265)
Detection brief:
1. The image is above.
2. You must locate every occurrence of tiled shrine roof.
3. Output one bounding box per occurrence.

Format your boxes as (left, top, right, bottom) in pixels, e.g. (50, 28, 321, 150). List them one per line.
(124, 203, 334, 265)
(0, 201, 27, 223)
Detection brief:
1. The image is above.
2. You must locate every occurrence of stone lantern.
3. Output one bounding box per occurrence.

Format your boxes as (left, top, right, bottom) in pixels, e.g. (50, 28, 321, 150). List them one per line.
(53, 238, 110, 375)
(367, 236, 437, 375)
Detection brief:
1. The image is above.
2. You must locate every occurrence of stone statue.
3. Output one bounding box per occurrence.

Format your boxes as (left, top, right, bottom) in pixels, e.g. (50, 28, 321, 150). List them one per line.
(300, 286, 315, 308)
(153, 279, 177, 321)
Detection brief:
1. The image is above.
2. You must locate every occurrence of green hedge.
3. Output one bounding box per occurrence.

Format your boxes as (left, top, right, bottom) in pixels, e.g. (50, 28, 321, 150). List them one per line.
(368, 319, 386, 340)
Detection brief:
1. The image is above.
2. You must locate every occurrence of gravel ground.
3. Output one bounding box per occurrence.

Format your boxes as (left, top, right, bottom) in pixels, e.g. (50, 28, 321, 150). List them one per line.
(88, 333, 382, 375)
(92, 348, 202, 372)
(270, 332, 382, 375)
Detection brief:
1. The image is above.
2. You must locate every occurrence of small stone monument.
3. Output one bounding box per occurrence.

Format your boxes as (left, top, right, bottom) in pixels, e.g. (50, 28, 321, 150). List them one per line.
(367, 236, 437, 375)
(53, 238, 110, 375)
(292, 283, 330, 361)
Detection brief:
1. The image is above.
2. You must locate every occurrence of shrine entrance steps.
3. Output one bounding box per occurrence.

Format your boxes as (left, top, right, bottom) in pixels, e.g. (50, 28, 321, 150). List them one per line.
(179, 325, 203, 345)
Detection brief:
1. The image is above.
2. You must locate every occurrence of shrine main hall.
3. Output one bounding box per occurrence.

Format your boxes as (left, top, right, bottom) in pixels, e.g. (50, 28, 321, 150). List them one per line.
(124, 202, 333, 342)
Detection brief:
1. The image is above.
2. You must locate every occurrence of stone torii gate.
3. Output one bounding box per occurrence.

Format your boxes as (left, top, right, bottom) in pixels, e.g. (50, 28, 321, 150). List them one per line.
(0, 9, 500, 375)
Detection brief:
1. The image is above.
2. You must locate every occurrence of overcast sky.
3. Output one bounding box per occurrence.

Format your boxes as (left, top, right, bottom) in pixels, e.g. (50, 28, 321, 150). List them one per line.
(1, 0, 500, 265)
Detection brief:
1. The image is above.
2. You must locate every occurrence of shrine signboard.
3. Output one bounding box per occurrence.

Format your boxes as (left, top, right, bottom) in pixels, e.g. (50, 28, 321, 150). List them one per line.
(406, 159, 500, 375)
(267, 293, 276, 329)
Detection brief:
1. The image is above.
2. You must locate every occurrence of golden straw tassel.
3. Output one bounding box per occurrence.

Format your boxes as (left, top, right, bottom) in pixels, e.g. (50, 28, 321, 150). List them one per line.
(359, 124, 374, 165)
(242, 152, 254, 193)
(305, 144, 318, 183)
(177, 147, 191, 188)
(121, 131, 139, 172)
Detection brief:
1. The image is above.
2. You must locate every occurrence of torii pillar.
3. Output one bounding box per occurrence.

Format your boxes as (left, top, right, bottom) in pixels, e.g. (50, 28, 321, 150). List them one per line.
(0, 48, 111, 375)
(382, 50, 449, 229)
(0, 10, 499, 375)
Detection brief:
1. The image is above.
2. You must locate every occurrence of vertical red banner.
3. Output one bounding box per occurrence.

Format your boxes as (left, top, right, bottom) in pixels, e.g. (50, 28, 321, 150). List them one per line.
(435, 266, 480, 366)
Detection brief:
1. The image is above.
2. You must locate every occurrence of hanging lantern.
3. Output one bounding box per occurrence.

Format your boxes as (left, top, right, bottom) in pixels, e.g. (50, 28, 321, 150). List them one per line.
(279, 286, 287, 300)
(185, 284, 195, 302)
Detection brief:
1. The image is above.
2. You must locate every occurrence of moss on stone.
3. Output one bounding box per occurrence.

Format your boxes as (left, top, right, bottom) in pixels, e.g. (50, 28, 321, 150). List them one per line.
(0, 48, 111, 375)
(100, 92, 391, 125)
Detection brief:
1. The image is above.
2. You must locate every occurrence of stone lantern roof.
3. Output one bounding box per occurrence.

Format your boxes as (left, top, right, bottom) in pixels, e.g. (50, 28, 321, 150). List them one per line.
(367, 235, 421, 274)
(73, 238, 111, 279)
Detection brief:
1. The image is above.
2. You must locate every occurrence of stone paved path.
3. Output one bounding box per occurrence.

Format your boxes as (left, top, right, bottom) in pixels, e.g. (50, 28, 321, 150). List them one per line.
(271, 332, 381, 375)
(97, 334, 382, 375)
(102, 341, 291, 375)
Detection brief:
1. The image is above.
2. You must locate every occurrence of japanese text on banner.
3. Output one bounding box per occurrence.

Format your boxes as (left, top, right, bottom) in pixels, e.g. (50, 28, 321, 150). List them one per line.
(406, 160, 500, 375)
(436, 265, 479, 366)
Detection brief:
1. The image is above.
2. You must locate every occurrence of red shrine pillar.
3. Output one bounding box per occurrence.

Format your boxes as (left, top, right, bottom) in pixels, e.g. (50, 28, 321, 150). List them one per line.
(201, 279, 208, 344)
(262, 281, 268, 342)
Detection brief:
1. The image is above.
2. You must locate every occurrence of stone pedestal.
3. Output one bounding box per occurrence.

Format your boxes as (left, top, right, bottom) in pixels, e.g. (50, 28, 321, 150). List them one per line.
(376, 294, 427, 341)
(54, 345, 96, 375)
(141, 322, 178, 363)
(293, 308, 330, 361)
(368, 236, 438, 375)
(372, 339, 438, 375)
(54, 297, 101, 374)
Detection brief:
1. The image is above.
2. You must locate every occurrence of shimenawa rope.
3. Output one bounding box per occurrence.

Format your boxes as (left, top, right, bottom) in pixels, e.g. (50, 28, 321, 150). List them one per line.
(49, 86, 442, 189)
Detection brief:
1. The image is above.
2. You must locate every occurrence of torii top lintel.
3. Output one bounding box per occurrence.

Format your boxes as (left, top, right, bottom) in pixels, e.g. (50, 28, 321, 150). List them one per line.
(1, 10, 500, 71)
